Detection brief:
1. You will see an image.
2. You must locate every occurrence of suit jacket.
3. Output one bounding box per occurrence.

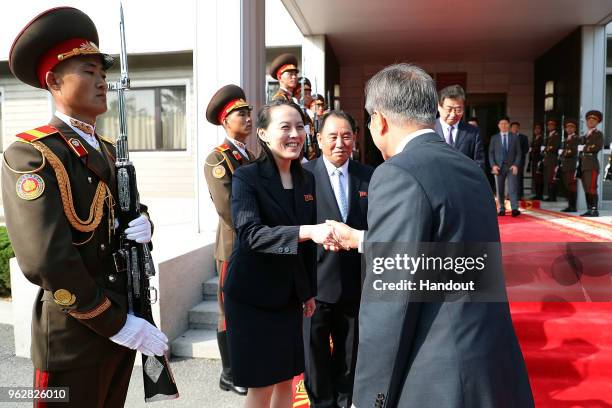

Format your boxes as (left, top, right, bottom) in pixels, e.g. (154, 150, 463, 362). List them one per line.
(302, 158, 373, 303)
(204, 139, 253, 262)
(224, 157, 317, 309)
(435, 120, 485, 169)
(2, 117, 135, 370)
(518, 133, 529, 166)
(489, 132, 522, 170)
(581, 129, 604, 171)
(352, 132, 533, 408)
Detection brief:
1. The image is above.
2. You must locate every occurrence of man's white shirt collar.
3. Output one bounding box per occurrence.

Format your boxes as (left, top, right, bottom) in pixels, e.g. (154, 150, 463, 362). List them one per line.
(322, 154, 349, 177)
(395, 128, 435, 154)
(54, 111, 100, 150)
(226, 136, 249, 159)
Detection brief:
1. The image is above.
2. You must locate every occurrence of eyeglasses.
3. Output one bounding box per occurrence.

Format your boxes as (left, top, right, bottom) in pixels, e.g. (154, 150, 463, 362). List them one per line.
(441, 106, 464, 114)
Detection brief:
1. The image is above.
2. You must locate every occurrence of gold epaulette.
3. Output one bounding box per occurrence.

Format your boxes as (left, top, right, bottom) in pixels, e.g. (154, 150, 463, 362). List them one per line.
(16, 125, 89, 158)
(16, 125, 59, 143)
(98, 135, 116, 146)
(215, 143, 231, 153)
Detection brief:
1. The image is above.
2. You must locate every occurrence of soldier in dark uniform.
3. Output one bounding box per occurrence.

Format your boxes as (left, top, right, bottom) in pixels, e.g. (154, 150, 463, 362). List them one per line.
(2, 8, 166, 407)
(269, 53, 299, 102)
(579, 110, 604, 217)
(529, 122, 544, 199)
(204, 85, 253, 395)
(543, 118, 561, 201)
(560, 118, 580, 212)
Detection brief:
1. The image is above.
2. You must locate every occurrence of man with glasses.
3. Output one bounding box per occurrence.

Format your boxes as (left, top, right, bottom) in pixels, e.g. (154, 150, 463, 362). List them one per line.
(269, 53, 299, 102)
(435, 85, 484, 169)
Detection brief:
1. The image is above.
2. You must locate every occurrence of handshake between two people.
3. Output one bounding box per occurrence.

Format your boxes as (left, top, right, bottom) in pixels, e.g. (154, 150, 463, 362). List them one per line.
(301, 220, 362, 252)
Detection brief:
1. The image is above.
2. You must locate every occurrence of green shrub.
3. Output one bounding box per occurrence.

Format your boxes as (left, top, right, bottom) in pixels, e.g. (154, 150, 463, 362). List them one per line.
(0, 226, 14, 297)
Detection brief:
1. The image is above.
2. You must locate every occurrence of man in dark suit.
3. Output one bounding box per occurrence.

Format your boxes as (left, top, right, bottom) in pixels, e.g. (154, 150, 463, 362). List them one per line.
(511, 121, 530, 198)
(326, 64, 533, 408)
(302, 111, 373, 408)
(435, 85, 484, 169)
(490, 117, 522, 216)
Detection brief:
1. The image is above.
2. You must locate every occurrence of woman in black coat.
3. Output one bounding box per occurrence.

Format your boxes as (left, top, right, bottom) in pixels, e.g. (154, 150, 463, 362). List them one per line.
(224, 100, 334, 407)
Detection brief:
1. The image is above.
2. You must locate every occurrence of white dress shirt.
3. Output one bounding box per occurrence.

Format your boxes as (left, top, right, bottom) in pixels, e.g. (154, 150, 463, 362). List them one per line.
(226, 136, 249, 160)
(55, 111, 100, 151)
(438, 119, 457, 145)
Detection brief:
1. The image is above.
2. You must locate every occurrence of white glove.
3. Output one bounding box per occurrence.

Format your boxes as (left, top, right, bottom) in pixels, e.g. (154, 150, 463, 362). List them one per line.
(125, 214, 152, 243)
(110, 314, 168, 356)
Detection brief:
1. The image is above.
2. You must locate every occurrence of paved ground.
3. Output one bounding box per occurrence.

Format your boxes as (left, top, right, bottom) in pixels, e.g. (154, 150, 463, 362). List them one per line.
(0, 324, 244, 408)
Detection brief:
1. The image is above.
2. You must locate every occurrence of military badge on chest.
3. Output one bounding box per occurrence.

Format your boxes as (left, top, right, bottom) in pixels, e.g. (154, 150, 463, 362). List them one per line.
(15, 173, 45, 200)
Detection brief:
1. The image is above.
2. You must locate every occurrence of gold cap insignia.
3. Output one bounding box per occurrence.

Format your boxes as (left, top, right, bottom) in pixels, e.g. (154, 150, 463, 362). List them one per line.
(212, 165, 226, 179)
(53, 289, 76, 307)
(16, 173, 45, 200)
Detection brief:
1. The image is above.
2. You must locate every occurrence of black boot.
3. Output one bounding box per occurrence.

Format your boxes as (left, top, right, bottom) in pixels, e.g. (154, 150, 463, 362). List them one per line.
(581, 194, 594, 217)
(217, 331, 247, 395)
(562, 193, 577, 212)
(544, 184, 556, 202)
(586, 194, 600, 217)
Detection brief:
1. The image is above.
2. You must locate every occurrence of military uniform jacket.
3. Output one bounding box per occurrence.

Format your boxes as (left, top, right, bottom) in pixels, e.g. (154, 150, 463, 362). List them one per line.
(561, 134, 580, 173)
(204, 139, 252, 262)
(543, 131, 561, 166)
(580, 129, 604, 171)
(530, 134, 543, 171)
(271, 88, 292, 102)
(1, 117, 145, 371)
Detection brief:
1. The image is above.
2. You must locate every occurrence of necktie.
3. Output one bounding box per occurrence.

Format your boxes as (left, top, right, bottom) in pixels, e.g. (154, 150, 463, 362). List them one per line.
(334, 168, 348, 222)
(447, 126, 454, 145)
(501, 133, 508, 161)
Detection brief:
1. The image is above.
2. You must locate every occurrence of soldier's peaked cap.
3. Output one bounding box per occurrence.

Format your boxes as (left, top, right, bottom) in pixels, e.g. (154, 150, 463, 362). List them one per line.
(585, 110, 603, 122)
(269, 53, 299, 80)
(206, 84, 251, 126)
(564, 118, 578, 127)
(9, 7, 114, 89)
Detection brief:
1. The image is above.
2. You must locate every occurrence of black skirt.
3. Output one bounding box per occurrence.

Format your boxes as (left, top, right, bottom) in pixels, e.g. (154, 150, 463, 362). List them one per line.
(224, 294, 304, 388)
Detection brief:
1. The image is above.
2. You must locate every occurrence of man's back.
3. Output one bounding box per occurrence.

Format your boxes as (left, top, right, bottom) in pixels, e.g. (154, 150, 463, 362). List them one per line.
(353, 132, 533, 408)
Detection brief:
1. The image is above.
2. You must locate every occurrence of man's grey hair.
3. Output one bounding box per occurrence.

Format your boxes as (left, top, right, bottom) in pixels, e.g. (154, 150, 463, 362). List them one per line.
(365, 63, 438, 127)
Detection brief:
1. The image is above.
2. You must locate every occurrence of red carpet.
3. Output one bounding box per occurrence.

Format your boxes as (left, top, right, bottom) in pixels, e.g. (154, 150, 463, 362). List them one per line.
(291, 213, 612, 407)
(501, 213, 612, 408)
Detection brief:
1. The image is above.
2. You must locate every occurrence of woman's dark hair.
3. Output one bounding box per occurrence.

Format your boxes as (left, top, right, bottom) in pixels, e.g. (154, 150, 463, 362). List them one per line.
(256, 100, 305, 180)
(319, 110, 356, 134)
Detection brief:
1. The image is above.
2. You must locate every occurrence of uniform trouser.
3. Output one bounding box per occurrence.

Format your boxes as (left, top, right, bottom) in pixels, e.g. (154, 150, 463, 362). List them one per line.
(581, 169, 600, 209)
(562, 170, 577, 208)
(33, 347, 135, 408)
(494, 167, 519, 211)
(216, 260, 232, 377)
(543, 162, 557, 197)
(533, 170, 544, 197)
(304, 300, 359, 408)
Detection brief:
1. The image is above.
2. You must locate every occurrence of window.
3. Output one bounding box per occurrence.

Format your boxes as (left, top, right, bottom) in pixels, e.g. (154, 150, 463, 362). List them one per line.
(97, 85, 186, 151)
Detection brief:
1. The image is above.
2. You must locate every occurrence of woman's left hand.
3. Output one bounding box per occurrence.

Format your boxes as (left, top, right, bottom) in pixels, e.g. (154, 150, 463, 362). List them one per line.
(303, 297, 316, 317)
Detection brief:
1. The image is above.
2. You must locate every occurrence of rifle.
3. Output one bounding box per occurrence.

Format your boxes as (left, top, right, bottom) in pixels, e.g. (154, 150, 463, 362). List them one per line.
(554, 114, 565, 181)
(604, 152, 612, 181)
(536, 113, 546, 174)
(108, 2, 179, 402)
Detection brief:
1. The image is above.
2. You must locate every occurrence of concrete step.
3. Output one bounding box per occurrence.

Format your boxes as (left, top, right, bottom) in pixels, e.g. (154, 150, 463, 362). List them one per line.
(188, 300, 219, 330)
(202, 276, 218, 301)
(171, 329, 220, 359)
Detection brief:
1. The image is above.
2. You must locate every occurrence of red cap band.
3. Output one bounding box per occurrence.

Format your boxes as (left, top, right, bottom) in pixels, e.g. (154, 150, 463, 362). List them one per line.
(218, 98, 249, 124)
(276, 64, 297, 80)
(37, 38, 100, 87)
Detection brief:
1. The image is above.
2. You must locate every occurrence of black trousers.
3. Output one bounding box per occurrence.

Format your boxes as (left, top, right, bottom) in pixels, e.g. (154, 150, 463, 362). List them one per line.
(33, 347, 135, 408)
(304, 300, 359, 408)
